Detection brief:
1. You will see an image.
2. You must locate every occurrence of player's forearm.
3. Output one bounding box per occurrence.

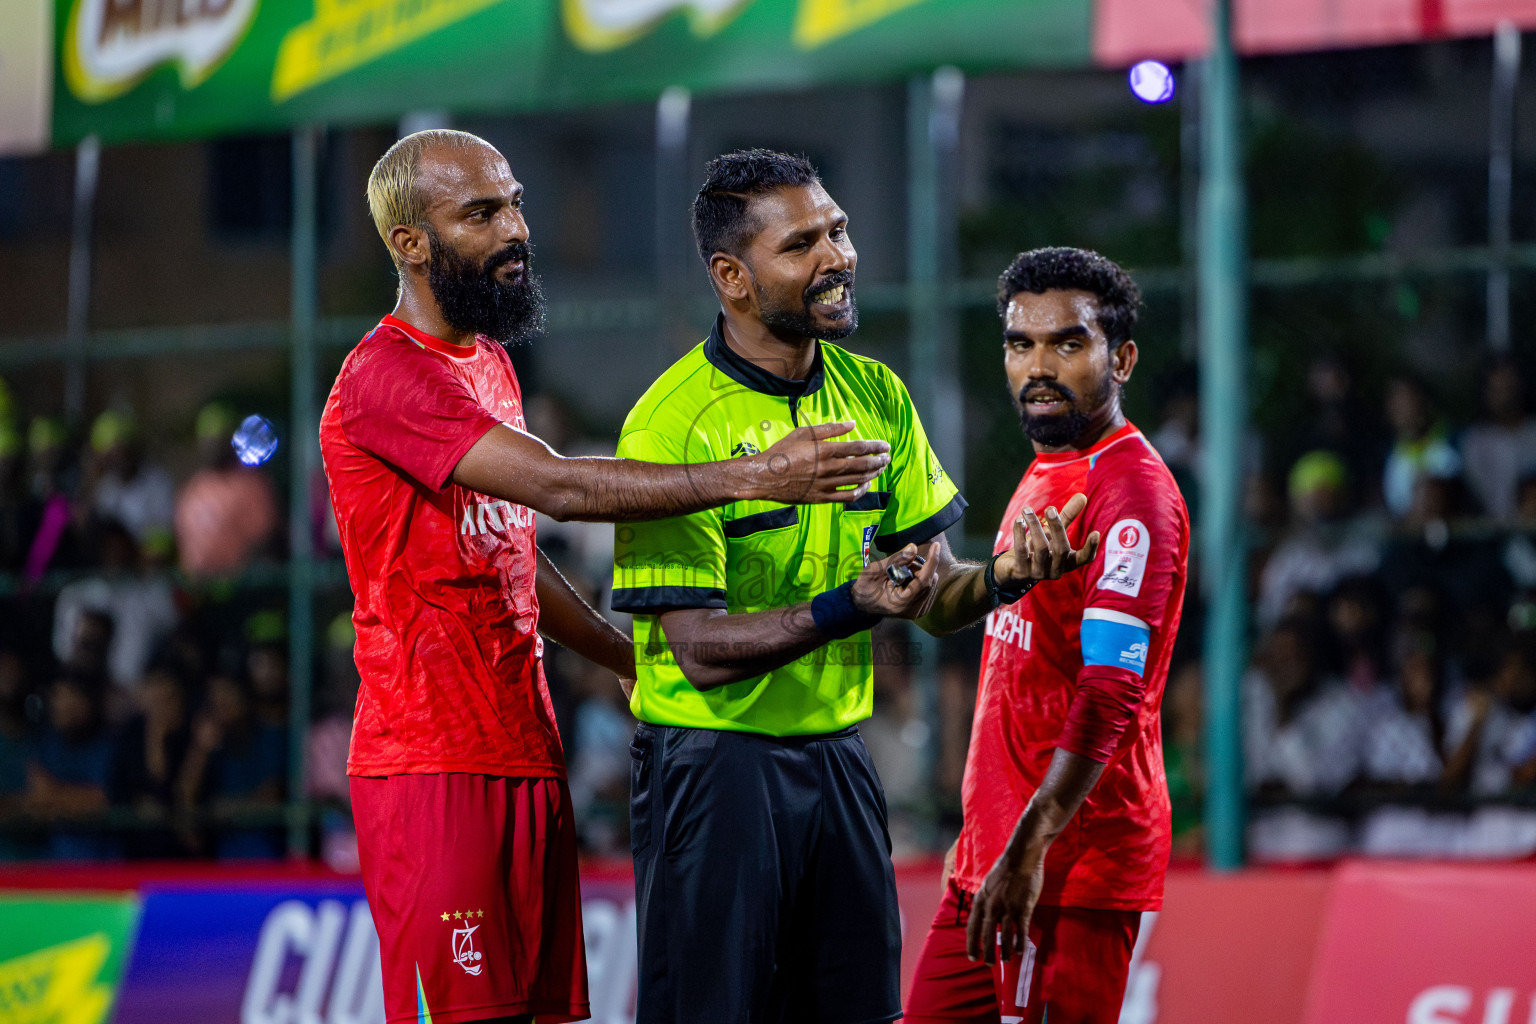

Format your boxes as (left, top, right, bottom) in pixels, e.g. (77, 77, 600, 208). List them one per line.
(557, 454, 777, 522)
(453, 424, 766, 522)
(1001, 748, 1105, 863)
(455, 423, 889, 521)
(658, 605, 830, 690)
(915, 559, 994, 635)
(491, 453, 754, 524)
(535, 551, 635, 680)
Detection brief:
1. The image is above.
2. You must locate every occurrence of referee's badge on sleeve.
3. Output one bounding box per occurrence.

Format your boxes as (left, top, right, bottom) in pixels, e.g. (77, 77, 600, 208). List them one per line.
(1098, 518, 1150, 597)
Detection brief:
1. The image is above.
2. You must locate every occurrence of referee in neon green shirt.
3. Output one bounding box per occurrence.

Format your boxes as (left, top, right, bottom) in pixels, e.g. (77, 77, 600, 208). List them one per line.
(613, 150, 1099, 1024)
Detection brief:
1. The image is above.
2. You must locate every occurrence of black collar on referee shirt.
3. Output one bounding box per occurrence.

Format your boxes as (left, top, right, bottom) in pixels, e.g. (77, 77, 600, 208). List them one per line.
(703, 314, 826, 399)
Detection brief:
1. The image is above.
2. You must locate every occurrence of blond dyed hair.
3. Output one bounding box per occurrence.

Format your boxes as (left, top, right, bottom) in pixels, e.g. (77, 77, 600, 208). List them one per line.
(366, 129, 489, 269)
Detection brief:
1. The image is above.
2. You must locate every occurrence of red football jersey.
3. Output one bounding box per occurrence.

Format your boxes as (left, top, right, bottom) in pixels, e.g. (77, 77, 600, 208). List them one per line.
(952, 422, 1188, 911)
(320, 316, 563, 778)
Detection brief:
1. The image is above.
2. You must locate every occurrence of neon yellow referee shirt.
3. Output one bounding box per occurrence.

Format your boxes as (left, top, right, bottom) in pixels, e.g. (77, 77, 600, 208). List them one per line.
(613, 315, 965, 736)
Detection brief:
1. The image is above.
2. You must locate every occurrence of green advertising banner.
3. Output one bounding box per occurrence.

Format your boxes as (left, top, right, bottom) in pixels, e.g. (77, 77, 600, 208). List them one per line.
(51, 0, 1090, 147)
(0, 894, 138, 1024)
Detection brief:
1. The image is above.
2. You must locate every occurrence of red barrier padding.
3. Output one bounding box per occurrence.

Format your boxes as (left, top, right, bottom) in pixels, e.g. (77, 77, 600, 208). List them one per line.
(1302, 861, 1536, 1024)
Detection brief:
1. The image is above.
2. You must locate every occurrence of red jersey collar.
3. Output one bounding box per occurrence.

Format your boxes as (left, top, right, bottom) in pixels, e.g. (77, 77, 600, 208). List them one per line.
(379, 314, 481, 361)
(1029, 420, 1140, 465)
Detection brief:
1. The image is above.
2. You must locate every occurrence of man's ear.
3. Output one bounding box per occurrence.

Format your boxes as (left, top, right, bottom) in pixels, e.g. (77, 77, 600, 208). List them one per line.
(710, 252, 752, 304)
(389, 224, 429, 270)
(1111, 339, 1139, 385)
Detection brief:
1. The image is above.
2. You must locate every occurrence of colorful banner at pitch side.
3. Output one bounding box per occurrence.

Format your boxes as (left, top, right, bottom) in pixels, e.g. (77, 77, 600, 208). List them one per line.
(49, 0, 1089, 148)
(40, 0, 1536, 152)
(0, 894, 138, 1024)
(4, 862, 1536, 1022)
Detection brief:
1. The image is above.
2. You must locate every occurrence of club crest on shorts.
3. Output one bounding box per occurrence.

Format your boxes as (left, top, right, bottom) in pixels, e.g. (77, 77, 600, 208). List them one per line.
(862, 525, 877, 566)
(443, 909, 485, 976)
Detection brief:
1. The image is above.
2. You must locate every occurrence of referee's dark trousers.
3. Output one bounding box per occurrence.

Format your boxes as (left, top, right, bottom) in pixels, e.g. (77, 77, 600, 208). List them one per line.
(629, 722, 903, 1024)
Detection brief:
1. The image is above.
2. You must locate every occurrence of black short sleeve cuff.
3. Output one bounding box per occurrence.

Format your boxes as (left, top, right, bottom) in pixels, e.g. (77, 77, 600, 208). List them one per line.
(874, 494, 968, 554)
(611, 585, 729, 615)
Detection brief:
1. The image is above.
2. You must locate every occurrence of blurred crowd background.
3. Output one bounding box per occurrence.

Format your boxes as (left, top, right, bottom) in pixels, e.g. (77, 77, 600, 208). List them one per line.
(2, 38, 1536, 867)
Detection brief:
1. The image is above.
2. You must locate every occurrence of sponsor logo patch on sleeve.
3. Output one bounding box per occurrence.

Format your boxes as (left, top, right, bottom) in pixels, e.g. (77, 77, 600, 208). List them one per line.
(1081, 608, 1152, 675)
(1097, 518, 1150, 597)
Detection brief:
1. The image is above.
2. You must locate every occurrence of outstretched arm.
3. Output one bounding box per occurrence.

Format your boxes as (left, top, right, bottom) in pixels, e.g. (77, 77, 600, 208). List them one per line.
(454, 421, 889, 523)
(964, 748, 1106, 963)
(915, 495, 1101, 636)
(535, 548, 636, 698)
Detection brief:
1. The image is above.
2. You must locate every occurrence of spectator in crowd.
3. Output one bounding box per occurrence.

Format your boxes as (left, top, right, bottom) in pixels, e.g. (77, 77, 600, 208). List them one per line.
(1382, 374, 1461, 520)
(1356, 640, 1460, 856)
(84, 410, 175, 556)
(177, 673, 287, 859)
(1443, 636, 1536, 798)
(1443, 635, 1536, 856)
(1290, 353, 1384, 506)
(1460, 357, 1536, 521)
(1257, 450, 1380, 628)
(1325, 575, 1390, 699)
(1378, 474, 1511, 615)
(109, 664, 192, 858)
(242, 611, 290, 733)
(1246, 617, 1367, 797)
(27, 673, 115, 859)
(175, 402, 280, 579)
(1362, 643, 1446, 789)
(59, 608, 114, 686)
(52, 521, 178, 700)
(1245, 618, 1364, 859)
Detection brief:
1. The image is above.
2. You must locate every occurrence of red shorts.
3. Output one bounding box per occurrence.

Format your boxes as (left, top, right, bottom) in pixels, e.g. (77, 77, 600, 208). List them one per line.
(905, 882, 1140, 1024)
(351, 773, 589, 1024)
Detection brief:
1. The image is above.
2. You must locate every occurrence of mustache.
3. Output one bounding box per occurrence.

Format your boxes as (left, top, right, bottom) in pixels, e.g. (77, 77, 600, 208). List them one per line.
(803, 270, 854, 305)
(1017, 381, 1077, 406)
(483, 241, 532, 275)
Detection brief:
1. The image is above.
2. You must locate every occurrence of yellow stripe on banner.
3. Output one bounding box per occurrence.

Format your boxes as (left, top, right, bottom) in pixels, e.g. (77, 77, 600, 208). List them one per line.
(561, 0, 753, 54)
(792, 0, 930, 49)
(272, 0, 506, 102)
(0, 933, 114, 1024)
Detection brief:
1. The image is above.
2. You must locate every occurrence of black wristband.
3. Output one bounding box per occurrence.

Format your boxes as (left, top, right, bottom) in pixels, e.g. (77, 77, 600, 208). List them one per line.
(985, 553, 1036, 607)
(811, 582, 883, 639)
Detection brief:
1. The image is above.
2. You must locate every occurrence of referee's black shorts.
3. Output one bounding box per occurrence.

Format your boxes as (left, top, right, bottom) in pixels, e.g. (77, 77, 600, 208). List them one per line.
(628, 722, 902, 1024)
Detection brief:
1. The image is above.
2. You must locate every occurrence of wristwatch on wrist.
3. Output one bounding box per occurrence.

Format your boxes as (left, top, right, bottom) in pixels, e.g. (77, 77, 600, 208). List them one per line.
(984, 553, 1036, 607)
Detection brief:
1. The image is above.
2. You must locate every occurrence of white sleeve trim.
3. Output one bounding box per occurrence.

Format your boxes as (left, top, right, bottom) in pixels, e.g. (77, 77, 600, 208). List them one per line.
(1082, 607, 1150, 630)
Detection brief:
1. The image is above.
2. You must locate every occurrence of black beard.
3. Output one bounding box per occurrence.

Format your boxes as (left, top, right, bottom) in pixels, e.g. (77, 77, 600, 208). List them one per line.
(755, 270, 858, 341)
(1013, 376, 1114, 447)
(426, 231, 547, 346)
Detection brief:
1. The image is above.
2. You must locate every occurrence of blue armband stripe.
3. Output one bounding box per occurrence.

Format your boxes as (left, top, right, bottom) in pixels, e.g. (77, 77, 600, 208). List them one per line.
(1081, 613, 1151, 676)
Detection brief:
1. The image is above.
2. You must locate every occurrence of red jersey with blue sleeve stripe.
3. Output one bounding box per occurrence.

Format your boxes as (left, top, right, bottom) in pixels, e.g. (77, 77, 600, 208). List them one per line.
(952, 421, 1188, 911)
(320, 316, 564, 780)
